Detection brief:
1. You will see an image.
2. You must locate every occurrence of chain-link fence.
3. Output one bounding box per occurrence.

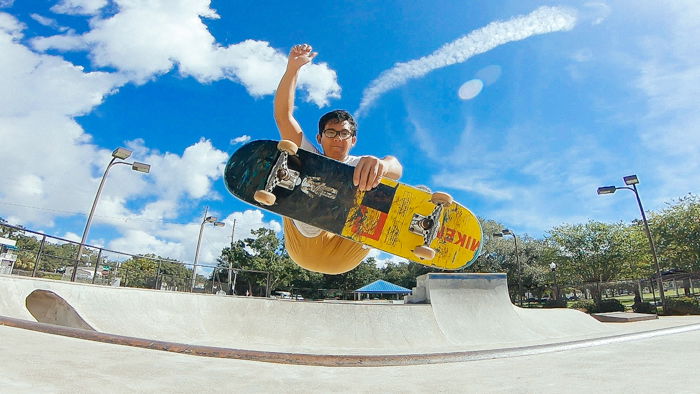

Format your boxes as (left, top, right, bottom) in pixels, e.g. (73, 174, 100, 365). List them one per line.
(521, 272, 700, 307)
(0, 222, 269, 296)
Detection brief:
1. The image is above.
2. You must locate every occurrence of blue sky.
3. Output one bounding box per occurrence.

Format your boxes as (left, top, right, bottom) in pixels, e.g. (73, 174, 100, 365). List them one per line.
(1, 1, 698, 272)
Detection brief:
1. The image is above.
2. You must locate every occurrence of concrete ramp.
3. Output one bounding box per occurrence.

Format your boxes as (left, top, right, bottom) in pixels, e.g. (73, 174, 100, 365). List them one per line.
(0, 273, 613, 356)
(424, 273, 606, 346)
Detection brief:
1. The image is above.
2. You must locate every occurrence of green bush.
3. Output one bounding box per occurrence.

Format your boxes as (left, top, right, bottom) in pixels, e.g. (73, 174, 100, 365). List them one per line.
(543, 299, 568, 308)
(570, 299, 596, 313)
(664, 297, 700, 315)
(36, 272, 62, 280)
(597, 298, 625, 313)
(632, 302, 658, 314)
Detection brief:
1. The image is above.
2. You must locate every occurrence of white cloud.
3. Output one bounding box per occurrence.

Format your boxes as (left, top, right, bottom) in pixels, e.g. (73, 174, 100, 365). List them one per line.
(0, 14, 240, 265)
(31, 0, 340, 106)
(51, 0, 109, 16)
(0, 0, 14, 8)
(30, 30, 88, 51)
(108, 209, 281, 266)
(0, 4, 336, 269)
(0, 19, 127, 226)
(230, 135, 251, 145)
(62, 232, 82, 243)
(356, 6, 577, 117)
(30, 14, 67, 31)
(144, 139, 229, 200)
(433, 173, 514, 201)
(0, 12, 24, 38)
(583, 2, 611, 25)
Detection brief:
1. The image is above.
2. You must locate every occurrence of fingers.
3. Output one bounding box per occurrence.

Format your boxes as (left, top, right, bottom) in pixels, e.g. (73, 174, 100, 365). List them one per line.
(353, 157, 385, 191)
(291, 43, 313, 56)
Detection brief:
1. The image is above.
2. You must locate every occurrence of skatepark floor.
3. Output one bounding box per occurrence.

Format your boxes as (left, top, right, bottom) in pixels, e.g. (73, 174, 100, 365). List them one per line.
(3, 317, 700, 393)
(2, 274, 700, 393)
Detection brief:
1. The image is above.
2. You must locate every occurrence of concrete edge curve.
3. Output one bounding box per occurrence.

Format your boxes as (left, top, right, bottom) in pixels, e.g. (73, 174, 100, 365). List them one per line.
(2, 314, 699, 367)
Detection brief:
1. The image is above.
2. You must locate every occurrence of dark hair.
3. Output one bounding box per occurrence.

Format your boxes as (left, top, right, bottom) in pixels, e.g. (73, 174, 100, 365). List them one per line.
(318, 110, 357, 136)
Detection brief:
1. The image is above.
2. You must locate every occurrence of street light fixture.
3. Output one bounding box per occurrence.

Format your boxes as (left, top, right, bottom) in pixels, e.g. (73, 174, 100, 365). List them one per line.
(493, 229, 523, 306)
(623, 175, 639, 185)
(112, 147, 132, 160)
(596, 186, 617, 195)
(132, 162, 151, 173)
(73, 148, 151, 281)
(191, 208, 226, 291)
(597, 174, 665, 310)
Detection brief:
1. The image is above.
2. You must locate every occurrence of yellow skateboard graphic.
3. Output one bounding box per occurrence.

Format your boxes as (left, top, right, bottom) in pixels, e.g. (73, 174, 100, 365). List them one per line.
(341, 178, 482, 270)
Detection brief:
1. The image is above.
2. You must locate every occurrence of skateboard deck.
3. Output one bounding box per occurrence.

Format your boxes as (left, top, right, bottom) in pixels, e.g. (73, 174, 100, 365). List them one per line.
(224, 140, 482, 270)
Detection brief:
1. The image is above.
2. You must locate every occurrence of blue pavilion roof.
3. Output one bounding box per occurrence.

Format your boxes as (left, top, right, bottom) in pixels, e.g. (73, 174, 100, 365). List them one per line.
(354, 280, 411, 294)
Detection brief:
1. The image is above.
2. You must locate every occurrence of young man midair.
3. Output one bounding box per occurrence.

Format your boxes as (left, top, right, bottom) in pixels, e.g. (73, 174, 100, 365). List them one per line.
(273, 43, 403, 274)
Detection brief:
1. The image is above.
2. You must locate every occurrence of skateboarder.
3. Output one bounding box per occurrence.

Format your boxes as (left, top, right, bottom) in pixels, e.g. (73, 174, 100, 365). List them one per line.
(274, 43, 403, 274)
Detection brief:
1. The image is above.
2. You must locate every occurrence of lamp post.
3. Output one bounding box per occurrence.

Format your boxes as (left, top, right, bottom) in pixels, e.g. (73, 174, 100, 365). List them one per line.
(550, 262, 558, 301)
(73, 148, 150, 281)
(597, 174, 665, 310)
(493, 229, 523, 306)
(191, 207, 225, 291)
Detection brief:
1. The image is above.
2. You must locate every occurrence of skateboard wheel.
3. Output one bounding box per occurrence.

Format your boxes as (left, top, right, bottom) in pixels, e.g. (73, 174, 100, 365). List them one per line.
(254, 190, 276, 206)
(430, 192, 453, 206)
(413, 245, 436, 260)
(278, 140, 298, 155)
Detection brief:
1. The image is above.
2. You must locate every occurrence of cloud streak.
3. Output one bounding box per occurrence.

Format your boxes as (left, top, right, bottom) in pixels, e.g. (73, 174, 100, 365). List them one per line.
(356, 6, 577, 117)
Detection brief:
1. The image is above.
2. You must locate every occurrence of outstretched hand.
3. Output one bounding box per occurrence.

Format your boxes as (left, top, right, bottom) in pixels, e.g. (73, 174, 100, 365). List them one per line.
(287, 43, 317, 71)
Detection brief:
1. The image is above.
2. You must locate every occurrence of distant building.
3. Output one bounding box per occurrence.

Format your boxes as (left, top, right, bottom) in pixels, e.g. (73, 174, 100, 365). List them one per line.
(0, 237, 18, 275)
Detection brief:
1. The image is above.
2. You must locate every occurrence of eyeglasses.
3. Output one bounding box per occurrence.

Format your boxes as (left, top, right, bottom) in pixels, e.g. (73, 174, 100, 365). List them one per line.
(322, 129, 354, 140)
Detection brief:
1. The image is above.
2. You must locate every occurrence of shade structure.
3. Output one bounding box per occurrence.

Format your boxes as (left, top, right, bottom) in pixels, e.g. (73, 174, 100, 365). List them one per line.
(354, 280, 411, 295)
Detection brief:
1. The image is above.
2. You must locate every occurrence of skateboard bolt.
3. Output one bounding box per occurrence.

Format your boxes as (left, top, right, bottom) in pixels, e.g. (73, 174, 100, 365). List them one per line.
(277, 169, 289, 180)
(420, 218, 434, 230)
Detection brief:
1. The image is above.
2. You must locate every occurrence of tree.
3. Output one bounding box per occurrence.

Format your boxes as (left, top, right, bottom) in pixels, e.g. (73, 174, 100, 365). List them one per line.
(0, 217, 23, 238)
(381, 260, 431, 290)
(322, 258, 382, 298)
(545, 221, 647, 301)
(216, 228, 299, 296)
(649, 194, 700, 272)
(155, 257, 191, 291)
(120, 256, 158, 288)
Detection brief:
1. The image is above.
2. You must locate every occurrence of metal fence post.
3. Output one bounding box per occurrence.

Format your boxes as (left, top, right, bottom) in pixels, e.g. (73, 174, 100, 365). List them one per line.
(91, 248, 103, 284)
(31, 235, 47, 277)
(155, 259, 163, 290)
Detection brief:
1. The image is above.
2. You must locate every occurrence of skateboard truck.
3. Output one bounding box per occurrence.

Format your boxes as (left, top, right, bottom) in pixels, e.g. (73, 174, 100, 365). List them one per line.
(254, 140, 299, 206)
(410, 192, 453, 260)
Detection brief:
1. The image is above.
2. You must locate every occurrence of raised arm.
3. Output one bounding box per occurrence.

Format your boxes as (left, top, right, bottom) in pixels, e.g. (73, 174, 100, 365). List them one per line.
(273, 44, 317, 146)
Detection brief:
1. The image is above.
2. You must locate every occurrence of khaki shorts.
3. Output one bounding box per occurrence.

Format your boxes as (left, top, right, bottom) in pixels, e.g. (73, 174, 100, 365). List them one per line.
(283, 218, 369, 274)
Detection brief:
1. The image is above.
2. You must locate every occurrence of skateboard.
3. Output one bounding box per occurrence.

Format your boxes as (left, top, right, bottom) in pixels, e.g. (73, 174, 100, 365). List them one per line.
(224, 140, 483, 270)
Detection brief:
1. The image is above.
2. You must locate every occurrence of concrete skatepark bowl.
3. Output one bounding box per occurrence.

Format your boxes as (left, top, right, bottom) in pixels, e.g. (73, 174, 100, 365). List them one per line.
(2, 272, 700, 391)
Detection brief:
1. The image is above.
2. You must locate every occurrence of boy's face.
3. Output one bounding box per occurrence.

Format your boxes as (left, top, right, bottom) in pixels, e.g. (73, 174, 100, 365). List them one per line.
(316, 120, 356, 161)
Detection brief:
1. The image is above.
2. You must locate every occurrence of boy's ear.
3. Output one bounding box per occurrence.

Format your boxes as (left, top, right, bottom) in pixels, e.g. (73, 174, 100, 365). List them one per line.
(316, 134, 322, 144)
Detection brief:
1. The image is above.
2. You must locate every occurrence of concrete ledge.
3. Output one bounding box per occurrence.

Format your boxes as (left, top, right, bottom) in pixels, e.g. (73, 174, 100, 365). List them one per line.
(592, 312, 658, 323)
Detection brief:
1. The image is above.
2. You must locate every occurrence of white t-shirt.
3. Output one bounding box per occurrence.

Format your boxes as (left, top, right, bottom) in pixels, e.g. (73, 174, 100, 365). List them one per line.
(293, 135, 360, 238)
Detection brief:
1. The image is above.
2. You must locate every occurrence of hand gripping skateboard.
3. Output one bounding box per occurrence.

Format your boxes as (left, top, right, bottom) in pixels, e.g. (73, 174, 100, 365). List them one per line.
(224, 140, 483, 270)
